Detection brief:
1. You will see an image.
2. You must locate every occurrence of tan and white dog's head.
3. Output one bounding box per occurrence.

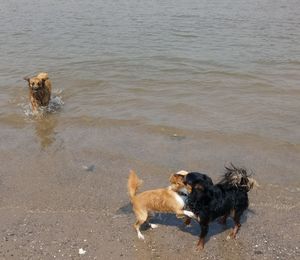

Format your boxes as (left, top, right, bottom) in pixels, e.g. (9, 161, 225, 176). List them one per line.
(169, 170, 189, 192)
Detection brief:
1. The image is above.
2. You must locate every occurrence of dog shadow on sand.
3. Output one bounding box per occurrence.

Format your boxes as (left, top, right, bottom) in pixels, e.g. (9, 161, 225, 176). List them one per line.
(117, 203, 253, 242)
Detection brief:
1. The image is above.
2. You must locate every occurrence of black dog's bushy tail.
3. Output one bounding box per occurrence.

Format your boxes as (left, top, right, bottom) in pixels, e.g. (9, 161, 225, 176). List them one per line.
(219, 163, 259, 191)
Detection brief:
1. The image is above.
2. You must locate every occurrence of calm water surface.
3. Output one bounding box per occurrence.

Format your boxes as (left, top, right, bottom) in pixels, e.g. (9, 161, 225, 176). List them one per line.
(0, 0, 299, 182)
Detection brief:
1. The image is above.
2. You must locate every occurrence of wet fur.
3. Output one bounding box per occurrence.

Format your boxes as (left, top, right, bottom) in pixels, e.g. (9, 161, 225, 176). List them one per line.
(184, 164, 258, 250)
(24, 72, 52, 113)
(127, 170, 194, 240)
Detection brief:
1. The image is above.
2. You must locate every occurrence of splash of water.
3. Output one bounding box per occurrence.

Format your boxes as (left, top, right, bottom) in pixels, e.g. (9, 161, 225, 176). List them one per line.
(47, 95, 64, 113)
(21, 89, 64, 117)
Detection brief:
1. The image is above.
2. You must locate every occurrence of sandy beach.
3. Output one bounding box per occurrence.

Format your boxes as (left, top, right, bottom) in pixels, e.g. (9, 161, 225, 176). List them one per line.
(0, 121, 299, 259)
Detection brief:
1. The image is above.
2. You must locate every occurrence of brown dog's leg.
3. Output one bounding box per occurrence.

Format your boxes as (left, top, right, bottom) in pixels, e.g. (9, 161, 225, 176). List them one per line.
(30, 95, 38, 113)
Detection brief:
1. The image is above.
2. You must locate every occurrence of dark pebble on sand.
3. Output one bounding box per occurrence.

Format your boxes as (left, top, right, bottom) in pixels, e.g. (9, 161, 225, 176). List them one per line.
(170, 134, 186, 141)
(254, 250, 263, 255)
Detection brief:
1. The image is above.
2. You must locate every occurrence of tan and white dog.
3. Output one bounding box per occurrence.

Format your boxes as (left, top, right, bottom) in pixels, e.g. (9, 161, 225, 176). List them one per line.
(127, 170, 195, 240)
(24, 72, 52, 113)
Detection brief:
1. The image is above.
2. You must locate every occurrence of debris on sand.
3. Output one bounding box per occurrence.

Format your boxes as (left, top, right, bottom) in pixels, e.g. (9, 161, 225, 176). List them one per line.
(79, 248, 86, 255)
(170, 133, 186, 141)
(82, 165, 95, 172)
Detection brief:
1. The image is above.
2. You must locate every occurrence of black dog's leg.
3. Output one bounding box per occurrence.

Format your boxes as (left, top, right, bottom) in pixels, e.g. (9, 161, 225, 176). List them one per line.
(197, 219, 209, 250)
(184, 217, 191, 226)
(228, 210, 242, 239)
(218, 214, 228, 225)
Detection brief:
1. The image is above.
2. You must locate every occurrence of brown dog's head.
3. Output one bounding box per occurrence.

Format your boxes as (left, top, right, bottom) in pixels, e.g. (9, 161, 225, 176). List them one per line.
(169, 170, 188, 191)
(24, 76, 46, 92)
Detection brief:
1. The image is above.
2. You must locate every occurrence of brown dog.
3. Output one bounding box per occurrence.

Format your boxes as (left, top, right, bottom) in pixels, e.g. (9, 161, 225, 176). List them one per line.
(127, 170, 195, 240)
(24, 72, 52, 113)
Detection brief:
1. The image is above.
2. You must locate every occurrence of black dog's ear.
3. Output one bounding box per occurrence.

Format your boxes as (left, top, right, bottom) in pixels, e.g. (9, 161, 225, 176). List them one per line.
(204, 175, 214, 186)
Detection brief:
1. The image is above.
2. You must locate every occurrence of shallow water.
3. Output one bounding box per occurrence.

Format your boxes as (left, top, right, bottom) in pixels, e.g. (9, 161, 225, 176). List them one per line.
(0, 0, 300, 183)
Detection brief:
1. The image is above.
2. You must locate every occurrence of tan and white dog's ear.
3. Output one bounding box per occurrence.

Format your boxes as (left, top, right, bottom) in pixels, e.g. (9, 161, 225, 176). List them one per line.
(176, 170, 189, 176)
(169, 174, 175, 183)
(169, 170, 187, 182)
(169, 174, 181, 184)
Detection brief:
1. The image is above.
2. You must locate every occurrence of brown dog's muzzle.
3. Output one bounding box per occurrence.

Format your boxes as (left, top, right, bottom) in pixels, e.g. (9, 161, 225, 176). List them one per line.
(31, 83, 43, 92)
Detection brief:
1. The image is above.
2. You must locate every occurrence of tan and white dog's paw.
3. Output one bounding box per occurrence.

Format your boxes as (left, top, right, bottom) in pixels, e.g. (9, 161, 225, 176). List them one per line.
(137, 231, 145, 240)
(149, 223, 158, 229)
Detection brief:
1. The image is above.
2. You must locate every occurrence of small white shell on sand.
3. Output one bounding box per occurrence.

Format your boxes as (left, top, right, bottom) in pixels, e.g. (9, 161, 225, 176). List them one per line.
(82, 165, 95, 172)
(79, 248, 86, 255)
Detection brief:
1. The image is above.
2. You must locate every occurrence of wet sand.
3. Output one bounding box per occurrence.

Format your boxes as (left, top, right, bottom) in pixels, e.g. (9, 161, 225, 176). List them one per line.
(0, 122, 299, 259)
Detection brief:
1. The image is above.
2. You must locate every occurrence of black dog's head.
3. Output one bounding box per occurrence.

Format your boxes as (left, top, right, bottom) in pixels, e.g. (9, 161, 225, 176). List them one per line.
(183, 172, 213, 192)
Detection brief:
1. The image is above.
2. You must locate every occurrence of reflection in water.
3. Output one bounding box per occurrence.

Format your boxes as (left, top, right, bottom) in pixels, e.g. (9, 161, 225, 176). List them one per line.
(26, 92, 63, 149)
(34, 115, 58, 149)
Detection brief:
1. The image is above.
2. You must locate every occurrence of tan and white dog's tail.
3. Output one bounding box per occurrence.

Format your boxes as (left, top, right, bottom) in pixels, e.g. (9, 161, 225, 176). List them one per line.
(127, 170, 143, 201)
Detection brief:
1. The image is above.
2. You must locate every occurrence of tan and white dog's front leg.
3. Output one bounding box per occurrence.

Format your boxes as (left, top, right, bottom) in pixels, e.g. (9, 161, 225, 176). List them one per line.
(183, 210, 198, 220)
(137, 230, 145, 240)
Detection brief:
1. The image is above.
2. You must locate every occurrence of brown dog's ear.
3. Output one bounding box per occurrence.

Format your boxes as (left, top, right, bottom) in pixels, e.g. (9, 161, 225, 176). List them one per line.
(41, 78, 46, 87)
(24, 76, 30, 83)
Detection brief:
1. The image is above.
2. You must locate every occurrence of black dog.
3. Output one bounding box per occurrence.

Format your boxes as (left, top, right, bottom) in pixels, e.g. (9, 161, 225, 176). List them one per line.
(184, 164, 258, 250)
